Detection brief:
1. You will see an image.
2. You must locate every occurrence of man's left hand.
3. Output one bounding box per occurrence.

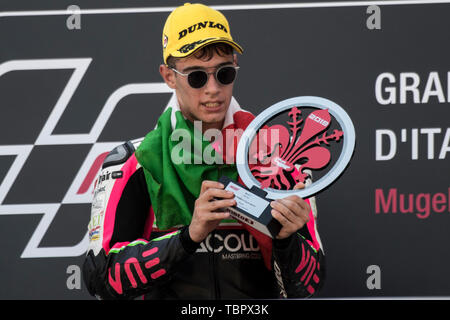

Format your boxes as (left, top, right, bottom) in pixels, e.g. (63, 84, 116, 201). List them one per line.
(270, 181, 310, 240)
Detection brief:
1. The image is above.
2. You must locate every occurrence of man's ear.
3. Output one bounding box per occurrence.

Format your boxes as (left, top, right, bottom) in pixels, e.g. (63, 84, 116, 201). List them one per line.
(159, 64, 176, 89)
(233, 53, 238, 65)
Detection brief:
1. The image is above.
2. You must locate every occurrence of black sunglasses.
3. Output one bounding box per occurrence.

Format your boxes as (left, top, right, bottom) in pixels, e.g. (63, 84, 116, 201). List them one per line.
(169, 65, 240, 89)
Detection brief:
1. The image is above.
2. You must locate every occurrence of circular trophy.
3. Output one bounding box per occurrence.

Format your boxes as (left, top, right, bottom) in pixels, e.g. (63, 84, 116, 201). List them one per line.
(236, 96, 356, 200)
(219, 96, 355, 237)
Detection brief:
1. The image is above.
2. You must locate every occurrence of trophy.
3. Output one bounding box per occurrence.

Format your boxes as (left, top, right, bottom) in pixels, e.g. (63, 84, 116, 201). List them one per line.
(219, 96, 356, 238)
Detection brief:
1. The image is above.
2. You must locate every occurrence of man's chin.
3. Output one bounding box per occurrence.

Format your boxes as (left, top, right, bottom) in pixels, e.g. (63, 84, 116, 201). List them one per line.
(194, 117, 225, 131)
(198, 112, 227, 125)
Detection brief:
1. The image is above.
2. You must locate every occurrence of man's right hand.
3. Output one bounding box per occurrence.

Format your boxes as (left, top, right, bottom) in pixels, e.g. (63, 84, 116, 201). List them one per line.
(188, 180, 236, 243)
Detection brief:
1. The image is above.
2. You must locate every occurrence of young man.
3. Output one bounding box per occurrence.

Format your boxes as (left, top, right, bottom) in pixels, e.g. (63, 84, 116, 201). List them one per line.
(83, 3, 325, 299)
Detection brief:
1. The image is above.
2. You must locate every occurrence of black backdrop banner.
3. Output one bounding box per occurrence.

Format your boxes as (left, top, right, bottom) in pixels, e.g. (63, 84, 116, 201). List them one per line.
(1, 0, 450, 299)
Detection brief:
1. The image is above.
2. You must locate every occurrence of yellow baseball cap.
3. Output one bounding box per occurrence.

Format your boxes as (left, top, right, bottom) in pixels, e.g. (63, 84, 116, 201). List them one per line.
(162, 3, 243, 64)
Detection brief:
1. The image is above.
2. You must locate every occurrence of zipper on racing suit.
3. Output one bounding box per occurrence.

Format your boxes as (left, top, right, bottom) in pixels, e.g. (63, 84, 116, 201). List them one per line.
(209, 229, 221, 299)
(211, 166, 225, 299)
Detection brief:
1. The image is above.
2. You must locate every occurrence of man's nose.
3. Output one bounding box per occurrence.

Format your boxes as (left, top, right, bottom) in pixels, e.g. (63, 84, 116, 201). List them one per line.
(204, 72, 220, 94)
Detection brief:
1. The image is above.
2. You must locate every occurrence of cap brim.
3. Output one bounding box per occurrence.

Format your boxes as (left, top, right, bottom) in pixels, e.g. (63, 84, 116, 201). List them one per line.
(170, 37, 243, 60)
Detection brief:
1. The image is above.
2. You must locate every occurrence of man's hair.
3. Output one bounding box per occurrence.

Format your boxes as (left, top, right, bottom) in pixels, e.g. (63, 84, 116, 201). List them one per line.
(166, 43, 234, 68)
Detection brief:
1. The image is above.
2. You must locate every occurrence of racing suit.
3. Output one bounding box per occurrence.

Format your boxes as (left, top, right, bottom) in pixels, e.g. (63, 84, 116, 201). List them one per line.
(82, 138, 325, 300)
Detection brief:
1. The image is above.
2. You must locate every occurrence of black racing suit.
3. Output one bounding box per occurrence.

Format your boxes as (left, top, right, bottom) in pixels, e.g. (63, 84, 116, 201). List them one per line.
(82, 139, 325, 299)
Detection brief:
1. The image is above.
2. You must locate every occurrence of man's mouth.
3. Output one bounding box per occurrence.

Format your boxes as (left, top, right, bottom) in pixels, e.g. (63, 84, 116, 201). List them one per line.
(202, 102, 223, 110)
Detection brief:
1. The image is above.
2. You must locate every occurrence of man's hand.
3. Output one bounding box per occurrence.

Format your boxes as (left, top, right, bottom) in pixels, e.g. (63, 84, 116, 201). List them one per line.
(189, 180, 236, 243)
(270, 181, 310, 239)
